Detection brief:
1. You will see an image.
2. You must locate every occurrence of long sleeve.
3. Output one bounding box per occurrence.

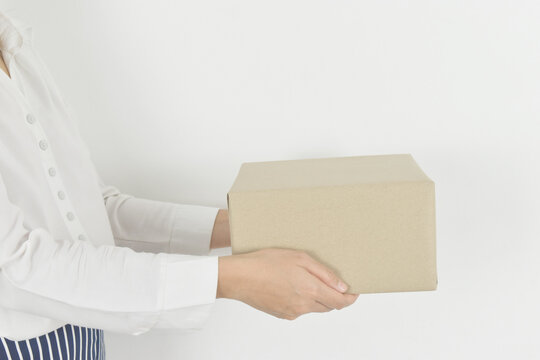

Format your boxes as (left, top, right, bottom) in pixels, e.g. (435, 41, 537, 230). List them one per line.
(97, 174, 220, 256)
(0, 172, 219, 341)
(0, 10, 223, 341)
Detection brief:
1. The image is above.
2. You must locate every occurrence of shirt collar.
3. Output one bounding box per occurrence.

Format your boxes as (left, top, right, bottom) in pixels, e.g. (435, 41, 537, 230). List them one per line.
(0, 10, 33, 57)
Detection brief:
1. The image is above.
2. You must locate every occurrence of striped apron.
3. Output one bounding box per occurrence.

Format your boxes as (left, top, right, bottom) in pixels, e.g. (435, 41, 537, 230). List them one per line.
(0, 323, 105, 360)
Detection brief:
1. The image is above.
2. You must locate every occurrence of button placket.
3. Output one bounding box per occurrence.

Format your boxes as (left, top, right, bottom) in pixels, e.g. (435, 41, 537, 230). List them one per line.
(25, 111, 89, 242)
(26, 113, 36, 124)
(38, 139, 48, 151)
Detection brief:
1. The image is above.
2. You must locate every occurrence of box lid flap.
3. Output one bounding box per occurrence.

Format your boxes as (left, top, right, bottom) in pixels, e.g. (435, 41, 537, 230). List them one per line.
(229, 153, 432, 193)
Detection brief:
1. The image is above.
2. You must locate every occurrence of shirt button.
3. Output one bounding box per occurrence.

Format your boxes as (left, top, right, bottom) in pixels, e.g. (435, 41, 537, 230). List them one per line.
(57, 191, 66, 200)
(48, 167, 57, 177)
(66, 212, 75, 221)
(78, 234, 86, 241)
(26, 113, 36, 124)
(39, 140, 48, 151)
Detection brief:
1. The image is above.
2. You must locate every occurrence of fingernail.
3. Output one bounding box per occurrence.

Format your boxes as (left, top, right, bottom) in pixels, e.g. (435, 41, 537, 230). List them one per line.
(337, 281, 347, 292)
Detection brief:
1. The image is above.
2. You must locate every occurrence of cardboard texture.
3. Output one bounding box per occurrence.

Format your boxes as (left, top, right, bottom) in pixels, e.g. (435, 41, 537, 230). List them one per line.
(227, 154, 437, 294)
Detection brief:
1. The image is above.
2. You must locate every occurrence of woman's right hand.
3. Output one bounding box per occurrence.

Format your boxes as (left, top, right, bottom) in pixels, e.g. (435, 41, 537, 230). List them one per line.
(217, 248, 359, 320)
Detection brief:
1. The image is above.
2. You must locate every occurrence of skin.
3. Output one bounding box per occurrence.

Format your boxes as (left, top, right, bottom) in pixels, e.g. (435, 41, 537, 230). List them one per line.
(0, 51, 10, 78)
(211, 209, 359, 320)
(0, 50, 359, 319)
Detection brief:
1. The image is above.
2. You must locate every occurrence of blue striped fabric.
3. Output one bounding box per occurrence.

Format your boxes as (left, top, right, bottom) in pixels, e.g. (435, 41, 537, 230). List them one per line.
(0, 324, 105, 360)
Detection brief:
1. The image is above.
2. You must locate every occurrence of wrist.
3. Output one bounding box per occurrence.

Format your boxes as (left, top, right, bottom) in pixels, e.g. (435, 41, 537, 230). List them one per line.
(217, 255, 245, 300)
(217, 256, 231, 299)
(211, 209, 231, 249)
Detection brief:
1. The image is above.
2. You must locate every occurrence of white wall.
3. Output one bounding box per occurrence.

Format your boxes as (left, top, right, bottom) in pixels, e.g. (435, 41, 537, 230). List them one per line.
(2, 0, 540, 358)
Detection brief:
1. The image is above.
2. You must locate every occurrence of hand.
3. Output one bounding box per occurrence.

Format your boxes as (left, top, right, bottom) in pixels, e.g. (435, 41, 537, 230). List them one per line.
(210, 209, 231, 249)
(217, 248, 359, 320)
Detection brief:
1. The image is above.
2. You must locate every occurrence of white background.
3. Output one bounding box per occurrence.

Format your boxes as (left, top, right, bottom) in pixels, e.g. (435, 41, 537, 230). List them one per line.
(2, 0, 540, 358)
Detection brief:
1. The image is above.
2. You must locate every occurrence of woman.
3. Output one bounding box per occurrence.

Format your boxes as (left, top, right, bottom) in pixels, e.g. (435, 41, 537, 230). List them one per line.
(0, 10, 358, 359)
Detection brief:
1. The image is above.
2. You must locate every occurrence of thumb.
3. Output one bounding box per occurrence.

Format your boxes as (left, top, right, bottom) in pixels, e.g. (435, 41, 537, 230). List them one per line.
(301, 258, 348, 293)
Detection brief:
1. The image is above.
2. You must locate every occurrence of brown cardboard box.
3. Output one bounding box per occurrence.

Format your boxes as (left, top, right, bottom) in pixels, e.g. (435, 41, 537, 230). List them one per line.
(227, 154, 437, 294)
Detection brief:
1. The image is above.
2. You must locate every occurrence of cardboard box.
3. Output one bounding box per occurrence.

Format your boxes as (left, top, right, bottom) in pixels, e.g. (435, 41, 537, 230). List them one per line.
(227, 154, 437, 294)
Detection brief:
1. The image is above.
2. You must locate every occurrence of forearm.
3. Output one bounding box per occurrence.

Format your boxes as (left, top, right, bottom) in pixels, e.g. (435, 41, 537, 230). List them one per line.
(210, 209, 231, 249)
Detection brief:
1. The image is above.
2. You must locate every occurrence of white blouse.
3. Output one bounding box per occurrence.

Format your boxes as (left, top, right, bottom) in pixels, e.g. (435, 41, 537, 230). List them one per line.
(0, 11, 221, 341)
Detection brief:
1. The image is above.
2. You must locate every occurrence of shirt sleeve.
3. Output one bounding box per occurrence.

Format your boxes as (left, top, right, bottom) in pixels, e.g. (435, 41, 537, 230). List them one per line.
(0, 172, 219, 340)
(19, 14, 220, 257)
(97, 173, 220, 256)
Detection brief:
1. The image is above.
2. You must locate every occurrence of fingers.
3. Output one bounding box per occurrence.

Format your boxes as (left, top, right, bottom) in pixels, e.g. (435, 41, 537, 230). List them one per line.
(312, 300, 333, 313)
(298, 252, 348, 293)
(314, 281, 359, 310)
(283, 301, 332, 320)
(295, 252, 360, 309)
